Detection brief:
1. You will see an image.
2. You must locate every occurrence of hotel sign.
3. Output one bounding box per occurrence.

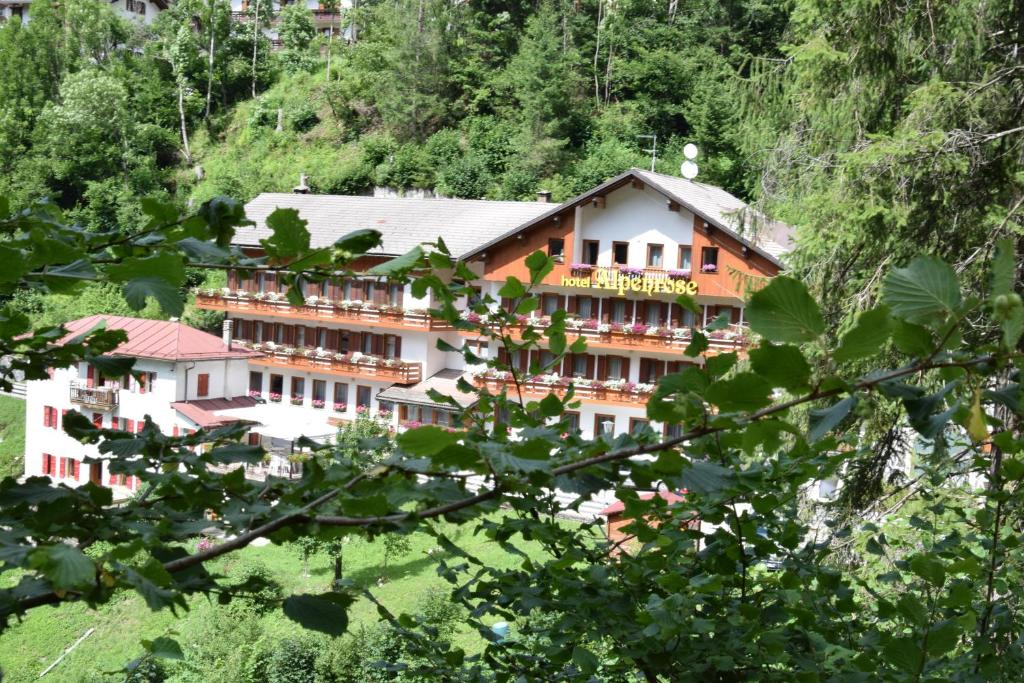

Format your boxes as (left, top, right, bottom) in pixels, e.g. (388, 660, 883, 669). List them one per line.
(560, 270, 699, 296)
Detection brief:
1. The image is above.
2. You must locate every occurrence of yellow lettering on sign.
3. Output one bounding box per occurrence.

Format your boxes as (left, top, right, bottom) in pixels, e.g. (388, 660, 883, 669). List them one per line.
(560, 271, 699, 296)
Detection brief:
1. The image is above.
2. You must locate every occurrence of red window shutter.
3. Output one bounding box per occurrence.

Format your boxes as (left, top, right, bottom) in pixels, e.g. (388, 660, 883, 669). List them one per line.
(597, 356, 607, 381)
(349, 331, 361, 354)
(306, 326, 317, 347)
(59, 457, 66, 478)
(109, 471, 117, 485)
(72, 460, 79, 479)
(621, 357, 631, 381)
(136, 421, 144, 433)
(86, 365, 95, 388)
(326, 329, 339, 351)
(173, 426, 179, 437)
(43, 406, 50, 427)
(393, 335, 402, 359)
(197, 373, 209, 397)
(126, 419, 134, 432)
(566, 296, 577, 314)
(41, 453, 48, 475)
(92, 413, 102, 428)
(188, 429, 196, 436)
(586, 355, 596, 379)
(497, 347, 508, 366)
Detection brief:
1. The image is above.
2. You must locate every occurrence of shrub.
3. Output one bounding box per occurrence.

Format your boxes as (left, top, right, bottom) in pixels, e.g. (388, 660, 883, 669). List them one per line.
(437, 154, 491, 198)
(288, 103, 319, 133)
(415, 589, 463, 639)
(125, 659, 167, 683)
(267, 636, 321, 683)
(225, 560, 284, 616)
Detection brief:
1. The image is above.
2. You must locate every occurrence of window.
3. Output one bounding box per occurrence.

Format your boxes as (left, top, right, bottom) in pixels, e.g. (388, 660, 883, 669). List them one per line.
(571, 354, 588, 377)
(647, 244, 664, 268)
(333, 382, 348, 409)
(249, 371, 263, 394)
(609, 300, 627, 324)
(467, 286, 483, 307)
(539, 350, 557, 371)
(664, 423, 684, 440)
(378, 400, 394, 417)
(639, 358, 662, 383)
(576, 296, 594, 319)
(269, 374, 284, 396)
(41, 453, 56, 476)
(542, 294, 560, 316)
(613, 242, 629, 265)
(384, 335, 398, 359)
(343, 279, 356, 300)
(92, 413, 103, 429)
(717, 306, 734, 325)
(594, 414, 615, 437)
(548, 238, 565, 262)
(563, 411, 580, 433)
(361, 334, 374, 354)
(291, 377, 305, 400)
(606, 356, 624, 381)
(582, 240, 599, 266)
(43, 406, 58, 428)
(196, 373, 210, 397)
(629, 418, 651, 435)
(681, 308, 696, 328)
(356, 385, 371, 409)
(678, 246, 692, 270)
(645, 305, 662, 326)
(312, 380, 326, 407)
(295, 327, 305, 347)
(701, 247, 719, 273)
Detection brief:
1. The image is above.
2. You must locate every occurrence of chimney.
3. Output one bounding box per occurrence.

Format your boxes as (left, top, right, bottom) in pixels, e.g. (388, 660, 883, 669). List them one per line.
(536, 190, 552, 203)
(222, 318, 233, 350)
(293, 173, 310, 194)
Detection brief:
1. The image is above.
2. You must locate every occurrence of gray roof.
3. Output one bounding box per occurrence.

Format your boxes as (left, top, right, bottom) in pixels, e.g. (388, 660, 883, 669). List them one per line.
(376, 369, 478, 410)
(237, 193, 553, 258)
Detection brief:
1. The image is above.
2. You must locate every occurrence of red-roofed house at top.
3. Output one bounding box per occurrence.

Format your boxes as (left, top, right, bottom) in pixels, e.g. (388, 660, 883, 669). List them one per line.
(24, 315, 262, 497)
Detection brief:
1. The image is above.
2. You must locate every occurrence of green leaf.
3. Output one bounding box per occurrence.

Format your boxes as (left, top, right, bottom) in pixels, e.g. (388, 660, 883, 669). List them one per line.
(808, 396, 857, 442)
(681, 460, 734, 495)
(539, 393, 563, 417)
(261, 208, 310, 260)
(368, 246, 424, 277)
(883, 636, 923, 673)
(122, 277, 184, 317)
(992, 237, 1015, 297)
(106, 252, 186, 288)
(684, 331, 708, 357)
(882, 256, 962, 324)
(704, 373, 773, 412)
(891, 319, 934, 357)
(282, 593, 352, 636)
(675, 294, 700, 315)
(397, 426, 461, 455)
(748, 343, 811, 390)
(525, 250, 554, 284)
(571, 645, 599, 675)
(333, 229, 382, 255)
(498, 277, 526, 299)
(745, 276, 825, 342)
(30, 543, 95, 589)
(144, 637, 184, 661)
(834, 306, 891, 363)
(909, 554, 945, 587)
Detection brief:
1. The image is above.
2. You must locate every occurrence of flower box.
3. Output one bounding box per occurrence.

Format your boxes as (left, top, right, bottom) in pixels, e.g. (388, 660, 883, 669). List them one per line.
(312, 399, 325, 409)
(701, 263, 718, 273)
(333, 402, 347, 412)
(269, 393, 282, 403)
(290, 396, 304, 406)
(248, 390, 262, 399)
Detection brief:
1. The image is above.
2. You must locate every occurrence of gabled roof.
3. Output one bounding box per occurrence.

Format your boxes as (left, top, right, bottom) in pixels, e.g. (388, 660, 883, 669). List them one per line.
(59, 315, 258, 362)
(376, 368, 478, 410)
(464, 168, 792, 268)
(235, 193, 554, 259)
(599, 490, 687, 517)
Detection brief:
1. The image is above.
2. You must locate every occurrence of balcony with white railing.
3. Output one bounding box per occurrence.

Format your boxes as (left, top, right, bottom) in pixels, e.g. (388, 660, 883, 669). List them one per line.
(472, 370, 655, 407)
(239, 342, 423, 385)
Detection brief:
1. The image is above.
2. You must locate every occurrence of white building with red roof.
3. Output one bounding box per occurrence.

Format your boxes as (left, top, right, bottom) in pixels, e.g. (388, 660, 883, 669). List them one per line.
(25, 315, 260, 496)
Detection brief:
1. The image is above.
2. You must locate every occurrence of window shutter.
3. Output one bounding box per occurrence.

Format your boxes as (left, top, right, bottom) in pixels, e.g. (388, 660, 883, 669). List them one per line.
(126, 419, 135, 433)
(59, 458, 66, 478)
(173, 425, 179, 437)
(349, 331, 361, 354)
(92, 413, 102, 429)
(586, 354, 596, 379)
(597, 356, 607, 380)
(731, 307, 742, 324)
(306, 326, 318, 348)
(228, 270, 239, 290)
(109, 470, 118, 485)
(660, 303, 669, 325)
(73, 459, 80, 479)
(636, 302, 647, 325)
(43, 406, 50, 427)
(398, 404, 408, 421)
(40, 453, 47, 475)
(393, 335, 402, 359)
(497, 347, 508, 366)
(520, 350, 530, 374)
(394, 284, 404, 308)
(86, 364, 95, 388)
(621, 357, 631, 381)
(601, 301, 610, 323)
(566, 296, 577, 314)
(372, 334, 384, 356)
(326, 329, 338, 351)
(197, 373, 209, 397)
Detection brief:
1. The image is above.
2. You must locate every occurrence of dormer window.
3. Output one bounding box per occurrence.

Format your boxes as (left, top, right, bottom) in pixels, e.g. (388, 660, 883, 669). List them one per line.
(701, 247, 719, 273)
(613, 242, 629, 265)
(647, 244, 663, 268)
(678, 246, 692, 270)
(548, 238, 565, 262)
(582, 240, 599, 265)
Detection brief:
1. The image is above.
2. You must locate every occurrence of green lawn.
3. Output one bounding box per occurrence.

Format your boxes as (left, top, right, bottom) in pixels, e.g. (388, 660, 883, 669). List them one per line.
(0, 395, 24, 479)
(0, 516, 562, 682)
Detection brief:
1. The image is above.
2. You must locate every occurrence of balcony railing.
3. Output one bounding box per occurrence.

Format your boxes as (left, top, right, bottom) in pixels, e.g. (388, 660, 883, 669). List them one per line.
(473, 371, 654, 406)
(70, 382, 119, 409)
(195, 291, 453, 331)
(241, 343, 423, 384)
(569, 264, 693, 283)
(462, 312, 750, 354)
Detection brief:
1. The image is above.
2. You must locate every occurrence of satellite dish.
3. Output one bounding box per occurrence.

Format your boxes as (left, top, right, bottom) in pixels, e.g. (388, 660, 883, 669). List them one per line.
(681, 160, 699, 179)
(683, 143, 699, 160)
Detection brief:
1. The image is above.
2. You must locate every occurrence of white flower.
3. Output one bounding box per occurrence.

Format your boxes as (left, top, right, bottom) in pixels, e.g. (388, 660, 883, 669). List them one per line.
(351, 352, 365, 363)
(236, 289, 249, 298)
(597, 323, 611, 333)
(221, 287, 232, 296)
(637, 382, 655, 393)
(265, 341, 277, 350)
(307, 295, 319, 305)
(672, 328, 689, 338)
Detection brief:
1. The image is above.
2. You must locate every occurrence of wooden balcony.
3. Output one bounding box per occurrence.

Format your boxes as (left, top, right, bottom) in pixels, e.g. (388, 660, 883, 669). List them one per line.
(195, 292, 453, 332)
(243, 345, 423, 385)
(463, 317, 749, 355)
(473, 373, 653, 407)
(69, 382, 119, 409)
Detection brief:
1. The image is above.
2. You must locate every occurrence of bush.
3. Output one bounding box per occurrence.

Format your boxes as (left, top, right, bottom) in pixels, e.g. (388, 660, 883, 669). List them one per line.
(437, 154, 491, 198)
(225, 560, 284, 616)
(415, 590, 462, 639)
(288, 103, 319, 133)
(125, 659, 167, 683)
(267, 636, 321, 683)
(315, 625, 404, 683)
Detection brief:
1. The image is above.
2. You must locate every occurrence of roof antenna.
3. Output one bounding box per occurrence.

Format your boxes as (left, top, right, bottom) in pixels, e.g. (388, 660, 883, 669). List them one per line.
(680, 143, 699, 179)
(637, 134, 657, 172)
(293, 173, 310, 194)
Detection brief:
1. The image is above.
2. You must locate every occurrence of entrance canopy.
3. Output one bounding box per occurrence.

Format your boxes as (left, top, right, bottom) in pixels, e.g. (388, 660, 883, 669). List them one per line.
(214, 402, 336, 443)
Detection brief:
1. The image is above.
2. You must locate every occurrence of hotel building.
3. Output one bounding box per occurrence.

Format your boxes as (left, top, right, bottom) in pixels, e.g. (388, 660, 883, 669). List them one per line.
(196, 168, 791, 444)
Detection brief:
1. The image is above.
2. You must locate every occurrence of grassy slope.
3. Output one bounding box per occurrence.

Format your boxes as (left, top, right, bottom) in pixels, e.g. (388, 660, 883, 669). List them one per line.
(0, 515, 566, 682)
(0, 395, 25, 479)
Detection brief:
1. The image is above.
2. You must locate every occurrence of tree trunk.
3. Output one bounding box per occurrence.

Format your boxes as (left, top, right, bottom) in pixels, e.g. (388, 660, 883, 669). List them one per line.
(251, 0, 260, 98)
(205, 17, 215, 120)
(350, 0, 358, 43)
(178, 82, 193, 165)
(325, 25, 332, 81)
(333, 553, 342, 583)
(592, 0, 602, 104)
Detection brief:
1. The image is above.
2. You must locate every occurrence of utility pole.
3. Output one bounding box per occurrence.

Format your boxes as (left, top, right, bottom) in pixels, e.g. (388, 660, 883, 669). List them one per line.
(637, 134, 657, 172)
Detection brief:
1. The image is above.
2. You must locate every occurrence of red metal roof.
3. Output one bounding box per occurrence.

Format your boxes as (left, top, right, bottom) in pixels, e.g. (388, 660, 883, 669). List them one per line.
(172, 396, 260, 428)
(599, 490, 687, 517)
(60, 315, 257, 362)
